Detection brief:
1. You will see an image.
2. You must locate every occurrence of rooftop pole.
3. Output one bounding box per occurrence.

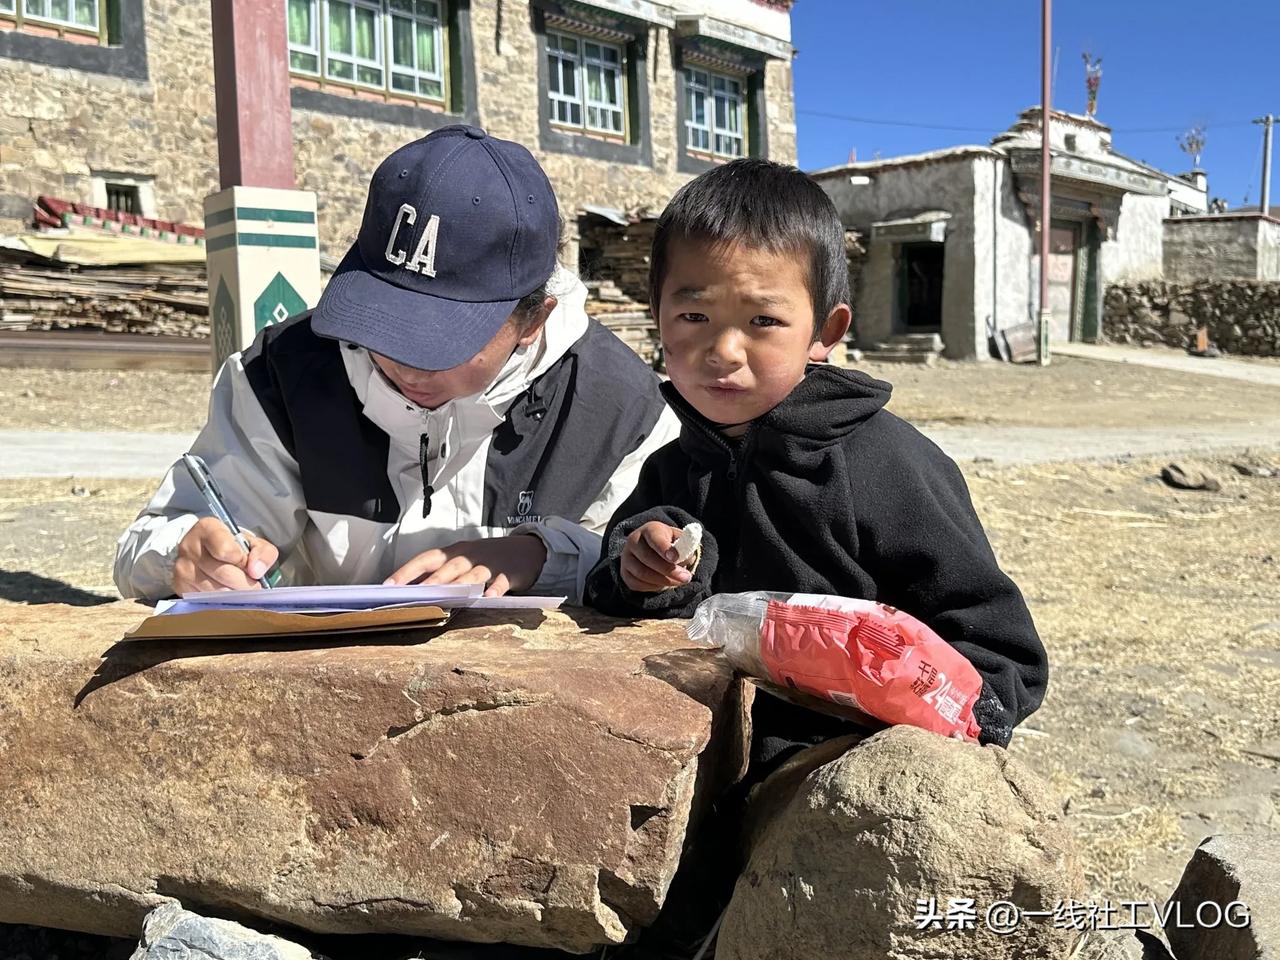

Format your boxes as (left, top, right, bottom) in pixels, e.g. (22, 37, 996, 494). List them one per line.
(1255, 114, 1274, 215)
(1038, 0, 1052, 366)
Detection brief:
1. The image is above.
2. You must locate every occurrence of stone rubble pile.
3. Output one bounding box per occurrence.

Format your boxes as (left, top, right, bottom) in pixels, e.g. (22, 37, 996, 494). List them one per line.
(1104, 280, 1280, 356)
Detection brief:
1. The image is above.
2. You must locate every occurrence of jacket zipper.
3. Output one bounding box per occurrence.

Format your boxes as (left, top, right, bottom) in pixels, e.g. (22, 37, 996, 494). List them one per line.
(686, 417, 756, 588)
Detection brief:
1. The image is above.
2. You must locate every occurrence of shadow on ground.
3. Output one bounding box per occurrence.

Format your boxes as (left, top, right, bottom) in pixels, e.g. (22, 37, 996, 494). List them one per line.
(0, 569, 115, 606)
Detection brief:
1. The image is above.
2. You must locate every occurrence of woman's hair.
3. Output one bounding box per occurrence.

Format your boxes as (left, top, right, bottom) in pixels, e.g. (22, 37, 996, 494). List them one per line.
(512, 213, 569, 330)
(514, 283, 551, 330)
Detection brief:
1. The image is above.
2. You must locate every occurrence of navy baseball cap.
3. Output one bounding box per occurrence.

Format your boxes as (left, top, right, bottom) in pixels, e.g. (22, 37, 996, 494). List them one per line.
(312, 125, 560, 371)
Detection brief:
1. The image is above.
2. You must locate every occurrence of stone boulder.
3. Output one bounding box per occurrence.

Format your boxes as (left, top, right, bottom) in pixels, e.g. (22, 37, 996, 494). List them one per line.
(1165, 834, 1279, 960)
(716, 724, 1084, 960)
(1073, 929, 1175, 960)
(130, 900, 320, 960)
(0, 601, 749, 953)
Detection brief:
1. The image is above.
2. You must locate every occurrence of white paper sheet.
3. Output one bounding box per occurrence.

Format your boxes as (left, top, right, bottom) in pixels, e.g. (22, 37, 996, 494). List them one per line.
(177, 583, 483, 609)
(159, 588, 565, 617)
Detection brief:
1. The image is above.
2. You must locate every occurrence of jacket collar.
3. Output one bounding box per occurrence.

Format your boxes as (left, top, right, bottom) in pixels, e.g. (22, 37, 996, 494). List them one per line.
(340, 265, 592, 442)
(662, 364, 893, 466)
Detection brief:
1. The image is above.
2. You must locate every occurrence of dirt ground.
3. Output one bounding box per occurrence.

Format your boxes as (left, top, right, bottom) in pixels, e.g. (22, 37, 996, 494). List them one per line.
(2, 353, 1279, 956)
(859, 356, 1280, 429)
(0, 477, 154, 601)
(4, 353, 1280, 434)
(0, 367, 211, 433)
(2, 452, 1277, 912)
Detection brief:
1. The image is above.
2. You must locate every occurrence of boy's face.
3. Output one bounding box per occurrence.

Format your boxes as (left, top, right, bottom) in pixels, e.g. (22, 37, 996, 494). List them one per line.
(658, 238, 849, 434)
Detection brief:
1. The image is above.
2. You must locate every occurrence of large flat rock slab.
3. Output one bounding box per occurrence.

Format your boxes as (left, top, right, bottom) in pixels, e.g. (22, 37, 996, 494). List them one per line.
(0, 602, 749, 953)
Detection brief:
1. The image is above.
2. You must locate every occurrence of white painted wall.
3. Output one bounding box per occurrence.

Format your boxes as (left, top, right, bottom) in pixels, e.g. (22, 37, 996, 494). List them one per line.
(816, 154, 988, 358)
(972, 156, 1033, 354)
(1168, 175, 1208, 214)
(669, 0, 792, 42)
(1101, 193, 1168, 283)
(1258, 219, 1280, 280)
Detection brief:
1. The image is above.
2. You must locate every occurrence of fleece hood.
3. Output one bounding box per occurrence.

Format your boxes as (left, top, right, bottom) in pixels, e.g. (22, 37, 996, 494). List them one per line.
(660, 364, 893, 464)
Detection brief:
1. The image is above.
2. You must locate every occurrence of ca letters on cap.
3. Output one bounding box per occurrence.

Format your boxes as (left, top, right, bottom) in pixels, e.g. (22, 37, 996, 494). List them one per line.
(385, 203, 441, 278)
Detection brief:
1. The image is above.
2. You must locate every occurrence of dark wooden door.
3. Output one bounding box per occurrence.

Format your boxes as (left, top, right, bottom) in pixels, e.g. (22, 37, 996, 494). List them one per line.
(1047, 222, 1080, 342)
(900, 242, 944, 332)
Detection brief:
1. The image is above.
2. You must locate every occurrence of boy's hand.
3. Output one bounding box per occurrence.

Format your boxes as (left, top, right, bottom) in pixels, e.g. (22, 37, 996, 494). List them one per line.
(621, 521, 693, 593)
(173, 517, 279, 594)
(385, 534, 548, 597)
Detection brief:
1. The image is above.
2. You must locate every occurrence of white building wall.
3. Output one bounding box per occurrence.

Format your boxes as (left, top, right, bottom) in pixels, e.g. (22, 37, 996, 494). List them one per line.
(972, 155, 1034, 355)
(669, 0, 792, 41)
(1101, 193, 1168, 283)
(815, 154, 988, 358)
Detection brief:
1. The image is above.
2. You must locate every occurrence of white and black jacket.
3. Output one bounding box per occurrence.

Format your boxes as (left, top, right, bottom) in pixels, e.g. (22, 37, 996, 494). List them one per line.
(115, 271, 678, 603)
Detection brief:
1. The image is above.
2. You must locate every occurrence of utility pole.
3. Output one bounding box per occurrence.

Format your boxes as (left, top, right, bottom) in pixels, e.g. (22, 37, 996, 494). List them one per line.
(1255, 114, 1274, 215)
(1038, 0, 1052, 365)
(205, 0, 321, 374)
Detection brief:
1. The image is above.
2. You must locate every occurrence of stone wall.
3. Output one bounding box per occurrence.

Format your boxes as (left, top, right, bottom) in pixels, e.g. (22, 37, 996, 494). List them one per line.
(0, 1, 797, 262)
(0, 0, 219, 230)
(1163, 214, 1277, 281)
(1104, 279, 1280, 357)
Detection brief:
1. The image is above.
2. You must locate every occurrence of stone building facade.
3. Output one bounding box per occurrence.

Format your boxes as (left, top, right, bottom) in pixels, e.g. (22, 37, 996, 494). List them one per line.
(812, 109, 1208, 360)
(1164, 213, 1280, 282)
(0, 0, 796, 260)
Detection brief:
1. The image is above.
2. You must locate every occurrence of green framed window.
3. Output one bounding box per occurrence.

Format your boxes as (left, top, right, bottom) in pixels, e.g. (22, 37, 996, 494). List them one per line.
(1, 0, 121, 44)
(288, 0, 446, 104)
(21, 0, 99, 31)
(685, 67, 744, 158)
(547, 30, 624, 136)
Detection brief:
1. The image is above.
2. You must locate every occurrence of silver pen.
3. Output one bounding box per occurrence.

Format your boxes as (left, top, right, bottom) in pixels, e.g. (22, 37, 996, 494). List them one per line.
(181, 453, 278, 589)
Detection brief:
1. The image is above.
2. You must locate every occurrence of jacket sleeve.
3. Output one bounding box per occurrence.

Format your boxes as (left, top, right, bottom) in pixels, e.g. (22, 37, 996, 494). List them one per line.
(582, 446, 719, 619)
(113, 351, 309, 602)
(515, 404, 684, 604)
(850, 419, 1048, 747)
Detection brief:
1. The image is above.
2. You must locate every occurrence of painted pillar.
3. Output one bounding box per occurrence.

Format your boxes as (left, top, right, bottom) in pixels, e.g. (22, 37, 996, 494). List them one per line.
(206, 0, 321, 373)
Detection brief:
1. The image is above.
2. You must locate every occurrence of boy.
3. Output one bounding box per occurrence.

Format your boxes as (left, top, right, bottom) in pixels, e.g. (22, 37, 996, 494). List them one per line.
(585, 159, 1047, 762)
(115, 125, 678, 603)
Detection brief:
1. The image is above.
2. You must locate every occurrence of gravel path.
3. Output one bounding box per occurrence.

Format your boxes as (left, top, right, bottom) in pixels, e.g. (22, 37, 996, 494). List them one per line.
(1054, 342, 1280, 387)
(0, 429, 194, 479)
(4, 420, 1279, 480)
(5, 354, 1280, 434)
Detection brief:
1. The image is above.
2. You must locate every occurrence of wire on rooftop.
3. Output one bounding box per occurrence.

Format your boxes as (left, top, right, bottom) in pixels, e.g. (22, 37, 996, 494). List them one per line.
(798, 109, 1258, 137)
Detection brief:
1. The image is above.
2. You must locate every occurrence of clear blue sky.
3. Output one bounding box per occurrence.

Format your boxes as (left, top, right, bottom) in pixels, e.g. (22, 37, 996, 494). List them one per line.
(792, 1, 1280, 208)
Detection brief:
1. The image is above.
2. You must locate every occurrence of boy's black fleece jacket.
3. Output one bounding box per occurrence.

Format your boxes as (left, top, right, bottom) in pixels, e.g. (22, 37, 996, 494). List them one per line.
(585, 365, 1048, 747)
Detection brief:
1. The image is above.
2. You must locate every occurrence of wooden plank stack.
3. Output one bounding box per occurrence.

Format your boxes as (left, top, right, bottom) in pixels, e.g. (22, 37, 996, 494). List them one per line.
(581, 214, 661, 368)
(0, 252, 209, 339)
(580, 216, 657, 305)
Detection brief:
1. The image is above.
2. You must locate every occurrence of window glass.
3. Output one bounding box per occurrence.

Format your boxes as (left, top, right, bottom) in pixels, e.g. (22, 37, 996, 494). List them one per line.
(290, 0, 444, 100)
(685, 63, 745, 157)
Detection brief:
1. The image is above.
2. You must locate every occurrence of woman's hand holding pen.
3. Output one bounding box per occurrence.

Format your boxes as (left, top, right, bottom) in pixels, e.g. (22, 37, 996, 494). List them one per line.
(173, 517, 280, 594)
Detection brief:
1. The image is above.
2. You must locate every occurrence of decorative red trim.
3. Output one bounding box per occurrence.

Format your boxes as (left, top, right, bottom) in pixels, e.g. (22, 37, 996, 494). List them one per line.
(35, 196, 205, 239)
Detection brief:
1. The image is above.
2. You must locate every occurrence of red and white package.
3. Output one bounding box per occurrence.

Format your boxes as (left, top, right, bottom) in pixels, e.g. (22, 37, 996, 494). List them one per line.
(688, 591, 983, 742)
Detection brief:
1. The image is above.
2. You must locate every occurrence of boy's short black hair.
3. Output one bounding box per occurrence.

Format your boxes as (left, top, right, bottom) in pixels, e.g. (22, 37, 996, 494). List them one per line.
(649, 158, 850, 334)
